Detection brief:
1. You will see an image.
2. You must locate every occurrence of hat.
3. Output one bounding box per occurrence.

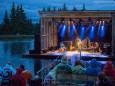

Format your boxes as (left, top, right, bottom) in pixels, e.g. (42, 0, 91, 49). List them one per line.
(20, 64, 25, 70)
(7, 61, 11, 65)
(61, 54, 67, 64)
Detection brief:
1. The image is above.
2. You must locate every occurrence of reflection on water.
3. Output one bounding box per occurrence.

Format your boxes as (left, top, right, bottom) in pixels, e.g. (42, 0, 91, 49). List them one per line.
(0, 39, 36, 75)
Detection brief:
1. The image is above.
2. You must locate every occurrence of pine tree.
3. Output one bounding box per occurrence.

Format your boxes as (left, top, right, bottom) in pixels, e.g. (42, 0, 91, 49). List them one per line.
(62, 3, 68, 11)
(42, 7, 45, 11)
(82, 4, 86, 11)
(47, 6, 51, 11)
(53, 6, 56, 11)
(73, 6, 77, 11)
(3, 10, 10, 34)
(10, 1, 16, 34)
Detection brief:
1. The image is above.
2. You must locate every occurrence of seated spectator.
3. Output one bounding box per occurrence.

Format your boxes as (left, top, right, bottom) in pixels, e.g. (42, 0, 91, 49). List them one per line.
(103, 60, 115, 76)
(96, 72, 114, 86)
(73, 60, 86, 74)
(86, 58, 102, 86)
(86, 58, 102, 76)
(10, 68, 26, 86)
(44, 54, 73, 84)
(29, 75, 42, 86)
(2, 61, 16, 85)
(20, 65, 32, 84)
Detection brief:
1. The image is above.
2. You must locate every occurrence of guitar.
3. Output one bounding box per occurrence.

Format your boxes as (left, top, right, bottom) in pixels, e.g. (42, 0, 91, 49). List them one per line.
(70, 45, 73, 51)
(70, 42, 74, 51)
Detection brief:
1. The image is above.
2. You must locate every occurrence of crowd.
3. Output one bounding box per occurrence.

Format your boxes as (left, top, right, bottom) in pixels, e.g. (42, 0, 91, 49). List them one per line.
(44, 54, 115, 86)
(0, 55, 115, 86)
(0, 61, 41, 86)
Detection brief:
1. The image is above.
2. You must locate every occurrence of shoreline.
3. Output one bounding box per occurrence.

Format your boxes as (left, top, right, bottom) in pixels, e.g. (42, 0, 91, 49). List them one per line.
(0, 35, 35, 40)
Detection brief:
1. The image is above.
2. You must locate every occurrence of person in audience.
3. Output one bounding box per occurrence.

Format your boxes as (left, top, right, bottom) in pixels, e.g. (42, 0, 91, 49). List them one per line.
(86, 58, 102, 86)
(103, 60, 115, 76)
(20, 64, 32, 85)
(73, 60, 86, 74)
(29, 75, 42, 86)
(96, 72, 114, 86)
(3, 61, 16, 75)
(44, 54, 73, 84)
(2, 61, 16, 85)
(86, 58, 102, 76)
(10, 68, 26, 86)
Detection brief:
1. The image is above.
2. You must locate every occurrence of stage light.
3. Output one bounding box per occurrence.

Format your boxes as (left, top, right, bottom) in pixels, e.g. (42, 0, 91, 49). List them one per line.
(80, 26, 85, 40)
(99, 25, 105, 41)
(60, 25, 67, 39)
(70, 25, 76, 40)
(89, 25, 95, 41)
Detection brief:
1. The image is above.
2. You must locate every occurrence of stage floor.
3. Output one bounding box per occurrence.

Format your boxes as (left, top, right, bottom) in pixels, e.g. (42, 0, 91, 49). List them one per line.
(42, 50, 109, 58)
(23, 49, 114, 61)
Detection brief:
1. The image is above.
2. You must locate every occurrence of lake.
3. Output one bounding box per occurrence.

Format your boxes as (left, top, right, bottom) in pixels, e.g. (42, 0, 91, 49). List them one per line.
(0, 38, 39, 76)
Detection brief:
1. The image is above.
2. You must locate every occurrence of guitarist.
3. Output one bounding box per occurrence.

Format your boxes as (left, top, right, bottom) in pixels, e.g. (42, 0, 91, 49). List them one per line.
(77, 39, 82, 52)
(70, 41, 73, 51)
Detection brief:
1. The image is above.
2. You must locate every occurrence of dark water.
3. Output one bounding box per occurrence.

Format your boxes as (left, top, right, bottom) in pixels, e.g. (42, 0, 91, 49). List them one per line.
(0, 38, 36, 76)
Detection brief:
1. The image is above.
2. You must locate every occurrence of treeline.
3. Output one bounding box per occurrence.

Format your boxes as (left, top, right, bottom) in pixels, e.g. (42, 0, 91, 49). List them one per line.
(0, 2, 40, 35)
(42, 3, 86, 11)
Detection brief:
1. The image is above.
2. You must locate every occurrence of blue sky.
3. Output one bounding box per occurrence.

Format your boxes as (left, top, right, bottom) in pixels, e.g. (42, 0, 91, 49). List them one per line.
(0, 0, 115, 23)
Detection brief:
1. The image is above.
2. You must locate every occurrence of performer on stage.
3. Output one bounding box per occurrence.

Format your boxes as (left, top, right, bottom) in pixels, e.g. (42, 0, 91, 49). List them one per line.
(77, 39, 82, 52)
(59, 42, 65, 52)
(70, 41, 74, 51)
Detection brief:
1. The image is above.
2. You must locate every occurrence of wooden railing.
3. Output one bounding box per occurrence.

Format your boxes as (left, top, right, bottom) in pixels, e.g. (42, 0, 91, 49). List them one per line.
(43, 74, 115, 86)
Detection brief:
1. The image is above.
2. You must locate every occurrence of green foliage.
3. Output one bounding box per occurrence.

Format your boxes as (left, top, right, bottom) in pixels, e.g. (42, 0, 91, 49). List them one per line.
(42, 7, 45, 11)
(0, 2, 36, 35)
(62, 3, 68, 11)
(81, 4, 86, 11)
(47, 6, 51, 11)
(53, 6, 56, 11)
(73, 6, 77, 11)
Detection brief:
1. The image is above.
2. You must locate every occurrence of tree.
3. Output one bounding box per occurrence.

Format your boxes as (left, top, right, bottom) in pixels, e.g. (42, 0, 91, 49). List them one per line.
(81, 4, 86, 11)
(3, 10, 10, 34)
(53, 6, 56, 11)
(1, 2, 35, 35)
(15, 4, 27, 34)
(10, 1, 16, 34)
(42, 7, 45, 11)
(47, 6, 51, 11)
(62, 3, 68, 11)
(72, 6, 77, 11)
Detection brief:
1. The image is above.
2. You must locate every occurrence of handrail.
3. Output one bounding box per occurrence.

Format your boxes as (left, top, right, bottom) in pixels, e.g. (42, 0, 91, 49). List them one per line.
(37, 53, 64, 74)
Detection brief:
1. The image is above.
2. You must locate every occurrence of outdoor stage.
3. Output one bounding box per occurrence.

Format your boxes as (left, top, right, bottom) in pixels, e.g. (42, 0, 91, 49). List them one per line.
(23, 50, 115, 61)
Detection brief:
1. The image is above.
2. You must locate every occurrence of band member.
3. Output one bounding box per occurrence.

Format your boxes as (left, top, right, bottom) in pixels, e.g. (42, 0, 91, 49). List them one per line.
(59, 42, 65, 52)
(70, 41, 74, 51)
(77, 39, 82, 52)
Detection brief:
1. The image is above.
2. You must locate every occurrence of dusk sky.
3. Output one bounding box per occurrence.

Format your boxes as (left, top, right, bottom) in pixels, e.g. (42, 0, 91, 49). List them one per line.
(0, 0, 115, 23)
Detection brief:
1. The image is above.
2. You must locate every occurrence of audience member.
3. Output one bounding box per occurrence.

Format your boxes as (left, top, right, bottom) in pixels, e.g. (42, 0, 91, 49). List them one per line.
(10, 68, 26, 86)
(86, 58, 102, 86)
(2, 61, 16, 85)
(73, 60, 86, 74)
(29, 75, 42, 86)
(86, 58, 102, 76)
(103, 60, 115, 76)
(20, 64, 32, 84)
(96, 72, 114, 86)
(44, 54, 73, 84)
